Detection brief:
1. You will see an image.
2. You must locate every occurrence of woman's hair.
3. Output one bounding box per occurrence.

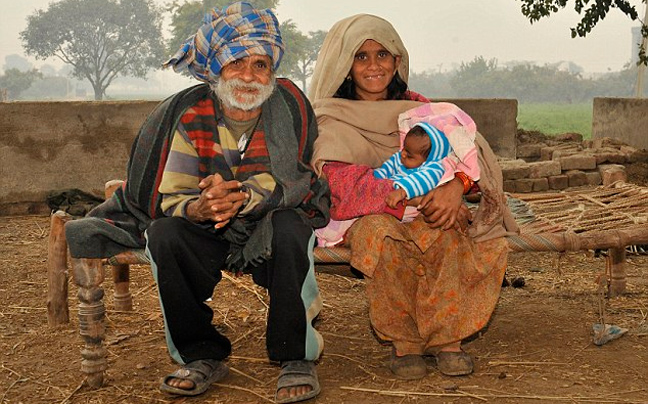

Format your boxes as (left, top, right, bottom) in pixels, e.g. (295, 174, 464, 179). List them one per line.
(333, 71, 409, 100)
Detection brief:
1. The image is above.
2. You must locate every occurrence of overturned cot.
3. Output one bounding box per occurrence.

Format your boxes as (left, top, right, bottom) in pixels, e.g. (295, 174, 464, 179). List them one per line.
(47, 181, 648, 388)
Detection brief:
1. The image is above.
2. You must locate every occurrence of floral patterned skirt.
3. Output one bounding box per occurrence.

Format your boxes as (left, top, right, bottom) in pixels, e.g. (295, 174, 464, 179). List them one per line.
(347, 214, 508, 355)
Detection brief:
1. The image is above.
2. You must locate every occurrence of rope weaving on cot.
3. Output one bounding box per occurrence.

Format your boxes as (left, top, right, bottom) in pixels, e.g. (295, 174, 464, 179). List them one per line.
(104, 182, 648, 265)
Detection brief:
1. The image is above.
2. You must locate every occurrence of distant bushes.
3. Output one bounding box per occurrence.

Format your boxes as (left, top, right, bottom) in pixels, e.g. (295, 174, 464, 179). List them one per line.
(410, 56, 646, 103)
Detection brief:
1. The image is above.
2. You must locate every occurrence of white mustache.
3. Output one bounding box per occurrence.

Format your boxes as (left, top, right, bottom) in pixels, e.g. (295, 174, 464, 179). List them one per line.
(212, 77, 275, 111)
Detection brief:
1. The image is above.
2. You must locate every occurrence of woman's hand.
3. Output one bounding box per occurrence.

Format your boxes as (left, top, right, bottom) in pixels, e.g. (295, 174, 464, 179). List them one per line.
(453, 204, 472, 235)
(186, 174, 249, 228)
(417, 177, 466, 230)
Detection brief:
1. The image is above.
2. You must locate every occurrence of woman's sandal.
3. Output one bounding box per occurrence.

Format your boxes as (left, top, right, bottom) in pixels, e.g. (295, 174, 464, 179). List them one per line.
(435, 350, 474, 376)
(159, 359, 229, 396)
(389, 348, 427, 380)
(275, 360, 321, 403)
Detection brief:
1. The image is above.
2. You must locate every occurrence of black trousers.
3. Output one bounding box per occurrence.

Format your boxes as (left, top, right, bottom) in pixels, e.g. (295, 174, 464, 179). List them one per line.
(145, 209, 323, 364)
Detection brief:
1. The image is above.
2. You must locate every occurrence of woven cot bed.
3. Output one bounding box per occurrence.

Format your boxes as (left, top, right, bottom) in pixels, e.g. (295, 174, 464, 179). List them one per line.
(46, 181, 648, 387)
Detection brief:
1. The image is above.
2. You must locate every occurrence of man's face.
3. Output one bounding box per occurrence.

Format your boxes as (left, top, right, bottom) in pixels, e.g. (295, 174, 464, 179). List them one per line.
(215, 55, 275, 111)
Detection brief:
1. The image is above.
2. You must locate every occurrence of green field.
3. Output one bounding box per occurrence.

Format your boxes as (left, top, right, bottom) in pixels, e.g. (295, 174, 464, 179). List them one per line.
(517, 103, 593, 139)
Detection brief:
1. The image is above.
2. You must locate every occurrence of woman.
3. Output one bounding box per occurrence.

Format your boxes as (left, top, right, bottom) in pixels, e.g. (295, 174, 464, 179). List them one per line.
(309, 14, 519, 379)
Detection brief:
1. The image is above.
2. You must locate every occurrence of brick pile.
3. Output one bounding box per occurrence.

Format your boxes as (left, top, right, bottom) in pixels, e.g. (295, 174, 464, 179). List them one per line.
(499, 132, 648, 193)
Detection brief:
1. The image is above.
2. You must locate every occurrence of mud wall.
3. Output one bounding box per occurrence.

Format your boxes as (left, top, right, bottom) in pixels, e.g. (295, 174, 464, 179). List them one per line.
(0, 98, 518, 215)
(593, 97, 648, 150)
(0, 101, 158, 215)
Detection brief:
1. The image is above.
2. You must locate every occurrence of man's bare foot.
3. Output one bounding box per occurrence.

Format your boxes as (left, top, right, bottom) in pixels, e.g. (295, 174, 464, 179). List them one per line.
(275, 385, 313, 402)
(275, 360, 320, 403)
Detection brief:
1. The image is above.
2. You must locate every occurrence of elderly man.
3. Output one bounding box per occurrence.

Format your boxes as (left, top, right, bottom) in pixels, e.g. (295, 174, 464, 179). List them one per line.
(143, 2, 330, 402)
(63, 2, 327, 402)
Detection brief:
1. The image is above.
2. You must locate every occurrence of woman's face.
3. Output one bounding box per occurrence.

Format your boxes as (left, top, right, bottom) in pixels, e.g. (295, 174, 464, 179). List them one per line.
(350, 40, 401, 101)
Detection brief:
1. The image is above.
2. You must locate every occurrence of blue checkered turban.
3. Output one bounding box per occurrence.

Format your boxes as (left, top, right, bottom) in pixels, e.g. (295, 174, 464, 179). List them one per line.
(164, 2, 284, 83)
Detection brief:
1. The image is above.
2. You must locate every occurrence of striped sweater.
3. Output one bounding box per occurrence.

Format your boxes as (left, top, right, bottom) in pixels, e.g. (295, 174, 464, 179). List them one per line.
(374, 122, 451, 199)
(159, 97, 275, 218)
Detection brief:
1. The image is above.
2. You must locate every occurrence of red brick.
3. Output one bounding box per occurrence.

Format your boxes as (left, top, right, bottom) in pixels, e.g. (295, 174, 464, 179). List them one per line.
(503, 180, 516, 193)
(548, 175, 569, 190)
(598, 164, 627, 186)
(559, 154, 597, 171)
(515, 179, 534, 193)
(528, 160, 562, 178)
(593, 149, 627, 164)
(499, 159, 530, 180)
(517, 143, 545, 159)
(531, 178, 549, 192)
(585, 171, 602, 186)
(566, 170, 588, 188)
(592, 137, 624, 149)
(540, 146, 559, 161)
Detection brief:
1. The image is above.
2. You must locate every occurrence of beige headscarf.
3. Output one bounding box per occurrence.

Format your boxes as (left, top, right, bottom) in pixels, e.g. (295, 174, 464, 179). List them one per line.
(309, 14, 410, 101)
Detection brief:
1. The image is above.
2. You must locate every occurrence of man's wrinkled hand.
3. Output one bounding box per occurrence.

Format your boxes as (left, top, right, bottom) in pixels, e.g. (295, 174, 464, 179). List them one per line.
(187, 174, 249, 225)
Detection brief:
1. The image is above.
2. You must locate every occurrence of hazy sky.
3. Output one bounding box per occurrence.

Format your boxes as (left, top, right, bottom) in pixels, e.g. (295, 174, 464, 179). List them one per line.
(1, 0, 644, 76)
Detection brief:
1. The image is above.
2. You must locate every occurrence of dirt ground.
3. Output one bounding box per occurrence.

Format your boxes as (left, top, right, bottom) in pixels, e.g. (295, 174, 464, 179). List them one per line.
(1, 211, 647, 404)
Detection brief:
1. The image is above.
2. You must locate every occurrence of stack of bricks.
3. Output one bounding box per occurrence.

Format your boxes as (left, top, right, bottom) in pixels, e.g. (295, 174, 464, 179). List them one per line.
(500, 133, 648, 193)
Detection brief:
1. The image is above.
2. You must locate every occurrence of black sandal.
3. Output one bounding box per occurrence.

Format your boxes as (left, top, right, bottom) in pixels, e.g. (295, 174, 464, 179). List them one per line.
(275, 360, 321, 403)
(160, 359, 229, 396)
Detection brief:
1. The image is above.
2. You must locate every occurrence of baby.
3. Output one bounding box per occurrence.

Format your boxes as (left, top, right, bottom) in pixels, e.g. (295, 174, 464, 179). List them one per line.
(374, 122, 451, 208)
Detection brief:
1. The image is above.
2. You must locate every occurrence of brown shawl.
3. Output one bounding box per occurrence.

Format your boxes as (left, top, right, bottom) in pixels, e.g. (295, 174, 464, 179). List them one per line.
(309, 14, 410, 101)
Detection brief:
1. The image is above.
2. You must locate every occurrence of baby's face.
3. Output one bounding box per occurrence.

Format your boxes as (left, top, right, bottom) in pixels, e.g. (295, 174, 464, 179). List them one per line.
(400, 136, 428, 169)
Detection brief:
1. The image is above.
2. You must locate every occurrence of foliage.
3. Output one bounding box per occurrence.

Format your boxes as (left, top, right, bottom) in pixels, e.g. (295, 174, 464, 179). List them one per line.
(280, 27, 326, 92)
(0, 68, 42, 100)
(518, 0, 648, 65)
(3, 54, 33, 72)
(449, 56, 500, 98)
(445, 56, 648, 102)
(21, 76, 70, 100)
(408, 70, 456, 98)
(20, 0, 165, 100)
(594, 66, 647, 95)
(517, 102, 593, 138)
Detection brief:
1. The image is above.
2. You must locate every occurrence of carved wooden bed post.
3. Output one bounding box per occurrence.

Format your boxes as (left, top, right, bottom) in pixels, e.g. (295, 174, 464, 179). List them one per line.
(608, 248, 627, 297)
(104, 180, 133, 312)
(112, 264, 132, 311)
(47, 211, 72, 326)
(72, 258, 107, 388)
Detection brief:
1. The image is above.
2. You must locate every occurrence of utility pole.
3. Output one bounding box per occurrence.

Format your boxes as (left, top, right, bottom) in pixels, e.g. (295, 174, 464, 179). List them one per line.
(635, 3, 648, 97)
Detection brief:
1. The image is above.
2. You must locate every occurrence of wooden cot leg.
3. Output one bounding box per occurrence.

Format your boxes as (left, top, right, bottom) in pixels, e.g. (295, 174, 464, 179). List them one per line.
(47, 211, 72, 326)
(72, 258, 107, 388)
(608, 247, 627, 297)
(112, 264, 132, 311)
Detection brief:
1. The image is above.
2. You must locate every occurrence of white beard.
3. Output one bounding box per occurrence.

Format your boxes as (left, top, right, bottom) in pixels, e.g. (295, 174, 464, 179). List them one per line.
(211, 76, 276, 111)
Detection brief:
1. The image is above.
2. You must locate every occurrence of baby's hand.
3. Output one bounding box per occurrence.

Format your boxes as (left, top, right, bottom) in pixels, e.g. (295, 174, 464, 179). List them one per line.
(385, 188, 407, 209)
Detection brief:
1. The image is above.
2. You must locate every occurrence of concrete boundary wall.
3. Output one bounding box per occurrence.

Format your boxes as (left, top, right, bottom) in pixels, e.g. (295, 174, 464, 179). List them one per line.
(0, 98, 517, 215)
(593, 97, 648, 150)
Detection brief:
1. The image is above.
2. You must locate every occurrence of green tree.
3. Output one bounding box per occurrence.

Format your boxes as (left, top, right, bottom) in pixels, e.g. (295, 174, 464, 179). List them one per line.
(450, 56, 500, 98)
(518, 0, 647, 65)
(284, 29, 327, 92)
(447, 57, 593, 102)
(20, 0, 165, 100)
(0, 68, 43, 100)
(408, 70, 456, 99)
(3, 54, 33, 72)
(21, 76, 71, 100)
